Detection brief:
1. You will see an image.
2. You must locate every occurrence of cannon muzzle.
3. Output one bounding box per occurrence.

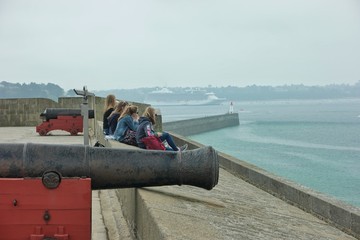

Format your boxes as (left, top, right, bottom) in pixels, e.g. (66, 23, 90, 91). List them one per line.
(0, 143, 219, 190)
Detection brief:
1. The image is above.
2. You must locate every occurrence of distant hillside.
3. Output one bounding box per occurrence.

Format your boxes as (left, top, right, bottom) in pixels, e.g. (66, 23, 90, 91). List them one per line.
(95, 82, 360, 102)
(1, 81, 359, 102)
(0, 81, 64, 101)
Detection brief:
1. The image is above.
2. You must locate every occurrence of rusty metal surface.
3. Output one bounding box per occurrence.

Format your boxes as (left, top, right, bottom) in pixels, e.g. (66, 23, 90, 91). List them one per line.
(0, 143, 219, 190)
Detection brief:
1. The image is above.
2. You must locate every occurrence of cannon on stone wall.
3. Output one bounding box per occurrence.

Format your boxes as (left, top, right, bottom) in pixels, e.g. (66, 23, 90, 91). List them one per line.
(35, 108, 94, 136)
(0, 143, 219, 190)
(0, 143, 219, 239)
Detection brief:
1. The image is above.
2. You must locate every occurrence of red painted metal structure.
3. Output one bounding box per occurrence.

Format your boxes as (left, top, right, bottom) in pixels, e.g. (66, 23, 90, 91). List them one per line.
(35, 108, 94, 136)
(36, 115, 83, 136)
(0, 178, 91, 240)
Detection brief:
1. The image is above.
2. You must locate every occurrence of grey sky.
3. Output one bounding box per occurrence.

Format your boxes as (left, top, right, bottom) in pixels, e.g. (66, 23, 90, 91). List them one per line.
(0, 0, 359, 91)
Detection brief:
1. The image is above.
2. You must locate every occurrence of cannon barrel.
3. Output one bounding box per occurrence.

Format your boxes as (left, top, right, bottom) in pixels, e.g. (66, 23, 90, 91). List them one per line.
(40, 108, 95, 121)
(0, 143, 219, 190)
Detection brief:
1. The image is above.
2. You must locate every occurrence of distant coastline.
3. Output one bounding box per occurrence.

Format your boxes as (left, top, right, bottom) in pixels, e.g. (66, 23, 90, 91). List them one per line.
(1, 80, 359, 103)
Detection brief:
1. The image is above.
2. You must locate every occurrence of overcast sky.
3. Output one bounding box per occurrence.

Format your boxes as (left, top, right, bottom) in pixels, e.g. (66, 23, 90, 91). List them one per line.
(0, 0, 360, 91)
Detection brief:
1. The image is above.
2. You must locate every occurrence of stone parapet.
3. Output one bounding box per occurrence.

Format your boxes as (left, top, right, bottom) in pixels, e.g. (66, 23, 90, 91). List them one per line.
(0, 97, 87, 126)
(0, 98, 58, 126)
(0, 97, 149, 128)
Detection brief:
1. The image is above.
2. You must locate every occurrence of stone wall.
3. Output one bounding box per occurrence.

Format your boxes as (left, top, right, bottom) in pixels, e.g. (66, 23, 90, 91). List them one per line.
(0, 98, 60, 126)
(0, 97, 91, 126)
(0, 97, 149, 127)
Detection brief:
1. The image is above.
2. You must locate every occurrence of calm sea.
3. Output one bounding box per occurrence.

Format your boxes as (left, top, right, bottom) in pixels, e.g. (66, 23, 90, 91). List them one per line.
(157, 99, 360, 207)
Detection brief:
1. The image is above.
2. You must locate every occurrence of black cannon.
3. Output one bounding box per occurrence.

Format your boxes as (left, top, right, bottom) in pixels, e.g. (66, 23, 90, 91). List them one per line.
(39, 108, 95, 121)
(0, 143, 219, 190)
(0, 143, 218, 238)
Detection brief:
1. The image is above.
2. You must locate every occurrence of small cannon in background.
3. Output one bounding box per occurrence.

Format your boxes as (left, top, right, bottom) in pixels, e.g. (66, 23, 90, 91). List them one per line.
(35, 108, 94, 136)
(0, 143, 219, 239)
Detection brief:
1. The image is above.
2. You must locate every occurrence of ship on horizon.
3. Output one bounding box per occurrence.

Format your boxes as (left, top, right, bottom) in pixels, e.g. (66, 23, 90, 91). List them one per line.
(144, 87, 226, 106)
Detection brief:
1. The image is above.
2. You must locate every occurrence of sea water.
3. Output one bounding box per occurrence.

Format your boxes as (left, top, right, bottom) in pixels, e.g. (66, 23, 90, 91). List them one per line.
(157, 99, 360, 207)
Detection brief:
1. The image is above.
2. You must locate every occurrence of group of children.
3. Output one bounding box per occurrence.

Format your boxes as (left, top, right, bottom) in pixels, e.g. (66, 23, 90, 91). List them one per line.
(102, 94, 188, 151)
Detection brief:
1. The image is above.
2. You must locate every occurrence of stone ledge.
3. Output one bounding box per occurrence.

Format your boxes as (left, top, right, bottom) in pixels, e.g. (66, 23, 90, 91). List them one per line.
(218, 151, 360, 239)
(105, 138, 139, 149)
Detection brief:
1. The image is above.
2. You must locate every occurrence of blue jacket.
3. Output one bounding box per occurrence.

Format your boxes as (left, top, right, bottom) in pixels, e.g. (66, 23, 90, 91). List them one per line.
(113, 115, 138, 141)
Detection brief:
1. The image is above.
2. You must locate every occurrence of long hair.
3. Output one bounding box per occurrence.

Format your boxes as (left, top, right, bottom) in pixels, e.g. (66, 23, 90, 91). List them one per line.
(119, 105, 138, 120)
(108, 100, 128, 119)
(104, 94, 116, 111)
(142, 106, 156, 125)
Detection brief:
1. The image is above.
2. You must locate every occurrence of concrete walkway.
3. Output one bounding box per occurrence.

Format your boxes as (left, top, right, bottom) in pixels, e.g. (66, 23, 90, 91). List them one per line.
(0, 127, 357, 240)
(134, 169, 356, 239)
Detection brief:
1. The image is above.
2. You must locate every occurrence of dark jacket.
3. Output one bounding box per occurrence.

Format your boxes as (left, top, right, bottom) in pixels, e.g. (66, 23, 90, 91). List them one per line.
(103, 108, 114, 132)
(136, 117, 155, 149)
(107, 113, 120, 135)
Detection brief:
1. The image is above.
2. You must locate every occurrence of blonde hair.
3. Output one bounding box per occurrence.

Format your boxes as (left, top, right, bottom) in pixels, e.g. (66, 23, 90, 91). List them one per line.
(142, 106, 156, 125)
(108, 100, 128, 119)
(104, 94, 116, 111)
(119, 105, 138, 120)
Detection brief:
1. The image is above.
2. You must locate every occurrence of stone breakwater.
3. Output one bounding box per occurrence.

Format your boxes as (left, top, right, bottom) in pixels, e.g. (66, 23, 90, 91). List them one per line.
(162, 113, 239, 136)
